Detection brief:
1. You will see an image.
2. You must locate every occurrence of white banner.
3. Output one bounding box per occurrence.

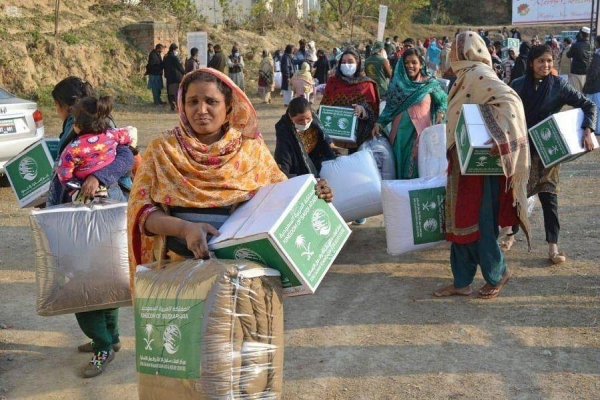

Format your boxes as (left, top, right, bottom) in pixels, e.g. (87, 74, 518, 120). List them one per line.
(512, 0, 592, 25)
(186, 32, 208, 68)
(377, 5, 388, 42)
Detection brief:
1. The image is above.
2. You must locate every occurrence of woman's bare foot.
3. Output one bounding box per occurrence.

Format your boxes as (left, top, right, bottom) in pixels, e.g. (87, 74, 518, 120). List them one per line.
(548, 242, 566, 264)
(433, 284, 472, 297)
(499, 234, 515, 252)
(478, 271, 511, 299)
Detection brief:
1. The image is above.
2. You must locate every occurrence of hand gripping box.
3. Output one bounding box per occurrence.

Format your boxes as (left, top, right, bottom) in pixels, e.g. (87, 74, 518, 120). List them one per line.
(454, 104, 504, 175)
(318, 105, 358, 143)
(5, 139, 55, 207)
(209, 175, 351, 297)
(528, 108, 599, 168)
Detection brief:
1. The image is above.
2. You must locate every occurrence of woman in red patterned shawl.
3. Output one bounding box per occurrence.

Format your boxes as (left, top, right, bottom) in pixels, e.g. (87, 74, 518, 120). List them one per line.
(320, 48, 380, 150)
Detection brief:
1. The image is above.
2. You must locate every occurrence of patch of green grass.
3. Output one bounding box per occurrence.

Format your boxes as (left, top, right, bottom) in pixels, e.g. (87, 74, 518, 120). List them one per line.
(37, 85, 55, 108)
(61, 31, 79, 45)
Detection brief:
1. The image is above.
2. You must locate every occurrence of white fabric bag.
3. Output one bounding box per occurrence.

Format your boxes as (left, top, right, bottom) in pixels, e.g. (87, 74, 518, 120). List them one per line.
(418, 124, 448, 178)
(274, 72, 282, 89)
(320, 150, 383, 222)
(382, 176, 447, 255)
(30, 200, 131, 316)
(359, 136, 396, 180)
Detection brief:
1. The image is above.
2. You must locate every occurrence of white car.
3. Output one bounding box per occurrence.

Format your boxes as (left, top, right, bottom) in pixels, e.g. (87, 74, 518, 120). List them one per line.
(0, 88, 45, 174)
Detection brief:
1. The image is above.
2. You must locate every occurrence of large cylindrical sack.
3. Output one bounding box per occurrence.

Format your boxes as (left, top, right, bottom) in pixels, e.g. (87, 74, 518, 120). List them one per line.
(418, 124, 448, 178)
(274, 72, 282, 89)
(320, 150, 383, 222)
(30, 200, 131, 316)
(359, 136, 396, 180)
(382, 176, 447, 255)
(135, 259, 284, 400)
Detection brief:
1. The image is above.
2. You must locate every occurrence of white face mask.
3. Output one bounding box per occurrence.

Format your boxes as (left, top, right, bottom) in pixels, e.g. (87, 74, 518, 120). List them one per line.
(294, 120, 312, 132)
(174, 51, 179, 56)
(340, 63, 357, 77)
(234, 52, 240, 58)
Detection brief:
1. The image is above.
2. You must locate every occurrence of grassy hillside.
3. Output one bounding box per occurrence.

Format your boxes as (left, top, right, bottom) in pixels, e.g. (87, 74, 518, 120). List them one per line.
(0, 1, 584, 108)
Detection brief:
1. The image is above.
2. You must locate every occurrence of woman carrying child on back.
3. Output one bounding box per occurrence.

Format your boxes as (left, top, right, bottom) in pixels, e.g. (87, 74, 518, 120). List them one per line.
(57, 96, 134, 202)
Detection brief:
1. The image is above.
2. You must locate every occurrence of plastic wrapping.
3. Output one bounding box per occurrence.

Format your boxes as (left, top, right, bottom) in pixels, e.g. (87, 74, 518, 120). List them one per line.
(274, 72, 282, 90)
(30, 200, 131, 316)
(135, 259, 284, 400)
(418, 124, 448, 178)
(382, 176, 447, 255)
(358, 136, 396, 180)
(320, 150, 383, 222)
(437, 78, 450, 93)
(527, 196, 536, 217)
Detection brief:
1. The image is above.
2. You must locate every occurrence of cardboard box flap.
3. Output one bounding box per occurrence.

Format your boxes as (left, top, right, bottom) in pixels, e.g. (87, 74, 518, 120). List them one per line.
(209, 175, 316, 245)
(462, 104, 485, 125)
(553, 108, 585, 152)
(467, 125, 493, 147)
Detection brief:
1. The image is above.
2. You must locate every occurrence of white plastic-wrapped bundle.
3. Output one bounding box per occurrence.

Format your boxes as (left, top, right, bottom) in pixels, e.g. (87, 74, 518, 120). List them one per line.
(418, 124, 448, 178)
(135, 259, 283, 400)
(359, 136, 396, 180)
(382, 176, 447, 255)
(320, 150, 383, 222)
(527, 196, 536, 217)
(30, 200, 131, 316)
(437, 78, 450, 93)
(274, 72, 282, 89)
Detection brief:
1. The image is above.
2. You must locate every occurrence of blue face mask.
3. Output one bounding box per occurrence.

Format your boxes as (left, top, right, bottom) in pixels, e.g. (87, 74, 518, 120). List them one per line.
(234, 52, 240, 58)
(340, 63, 357, 77)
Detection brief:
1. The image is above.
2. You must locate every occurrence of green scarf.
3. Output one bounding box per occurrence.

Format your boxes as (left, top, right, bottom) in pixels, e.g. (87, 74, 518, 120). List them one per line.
(378, 55, 447, 127)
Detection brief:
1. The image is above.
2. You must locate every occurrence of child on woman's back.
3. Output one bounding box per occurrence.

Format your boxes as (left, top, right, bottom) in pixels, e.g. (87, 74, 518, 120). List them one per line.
(57, 96, 133, 199)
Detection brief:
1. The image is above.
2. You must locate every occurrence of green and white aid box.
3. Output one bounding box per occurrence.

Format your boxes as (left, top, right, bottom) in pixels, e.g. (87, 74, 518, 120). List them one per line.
(4, 140, 55, 208)
(528, 108, 599, 168)
(318, 105, 358, 143)
(455, 104, 504, 175)
(209, 175, 351, 296)
(43, 138, 60, 161)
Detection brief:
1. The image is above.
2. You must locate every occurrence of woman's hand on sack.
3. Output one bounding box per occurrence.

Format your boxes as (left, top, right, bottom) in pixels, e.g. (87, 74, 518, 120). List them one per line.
(80, 175, 100, 198)
(352, 104, 367, 119)
(315, 178, 334, 203)
(583, 128, 595, 152)
(484, 138, 500, 156)
(371, 124, 380, 137)
(180, 222, 220, 260)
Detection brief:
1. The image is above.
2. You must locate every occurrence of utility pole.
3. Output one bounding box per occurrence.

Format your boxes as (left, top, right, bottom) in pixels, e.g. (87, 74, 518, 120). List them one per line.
(54, 0, 60, 37)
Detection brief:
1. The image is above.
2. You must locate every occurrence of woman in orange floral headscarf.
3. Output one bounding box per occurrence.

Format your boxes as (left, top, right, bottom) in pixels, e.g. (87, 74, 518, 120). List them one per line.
(128, 68, 332, 287)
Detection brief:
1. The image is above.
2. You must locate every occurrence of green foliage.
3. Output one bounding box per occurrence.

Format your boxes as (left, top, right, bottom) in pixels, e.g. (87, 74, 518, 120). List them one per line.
(321, 0, 431, 30)
(32, 84, 55, 108)
(248, 0, 299, 31)
(61, 31, 79, 45)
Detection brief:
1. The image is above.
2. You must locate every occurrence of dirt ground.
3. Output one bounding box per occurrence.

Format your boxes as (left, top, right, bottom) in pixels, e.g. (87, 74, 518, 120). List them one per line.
(0, 91, 599, 400)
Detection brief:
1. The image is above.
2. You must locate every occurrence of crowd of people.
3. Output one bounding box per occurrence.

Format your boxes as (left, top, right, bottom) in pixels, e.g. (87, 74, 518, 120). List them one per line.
(45, 25, 599, 380)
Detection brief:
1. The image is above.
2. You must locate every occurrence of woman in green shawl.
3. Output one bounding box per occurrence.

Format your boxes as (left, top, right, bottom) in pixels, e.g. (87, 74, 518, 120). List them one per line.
(373, 48, 448, 179)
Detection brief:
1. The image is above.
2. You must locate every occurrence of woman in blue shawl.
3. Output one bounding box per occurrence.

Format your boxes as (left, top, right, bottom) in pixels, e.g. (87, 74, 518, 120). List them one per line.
(373, 48, 448, 179)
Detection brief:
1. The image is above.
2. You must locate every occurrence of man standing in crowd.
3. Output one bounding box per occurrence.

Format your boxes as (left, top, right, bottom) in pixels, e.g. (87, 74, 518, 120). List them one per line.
(510, 27, 522, 40)
(559, 38, 572, 76)
(207, 44, 227, 73)
(185, 47, 200, 73)
(163, 43, 185, 111)
(145, 43, 165, 105)
(365, 41, 392, 100)
(567, 27, 592, 92)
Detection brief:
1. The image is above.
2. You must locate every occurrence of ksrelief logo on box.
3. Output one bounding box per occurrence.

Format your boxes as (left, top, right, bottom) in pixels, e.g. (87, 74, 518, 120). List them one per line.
(5, 141, 54, 206)
(319, 106, 357, 141)
(19, 156, 39, 181)
(233, 248, 266, 264)
(409, 187, 446, 245)
(136, 298, 204, 379)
